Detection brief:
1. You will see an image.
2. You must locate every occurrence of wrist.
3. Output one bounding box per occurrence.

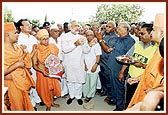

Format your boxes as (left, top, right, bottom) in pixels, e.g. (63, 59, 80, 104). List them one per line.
(142, 64, 146, 69)
(98, 39, 103, 43)
(74, 41, 79, 46)
(95, 62, 99, 65)
(119, 71, 124, 74)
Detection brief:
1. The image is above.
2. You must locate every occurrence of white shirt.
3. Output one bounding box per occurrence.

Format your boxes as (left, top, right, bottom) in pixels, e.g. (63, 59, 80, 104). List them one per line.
(18, 32, 38, 81)
(18, 32, 38, 53)
(49, 37, 63, 60)
(129, 33, 139, 42)
(61, 32, 90, 83)
(84, 43, 102, 73)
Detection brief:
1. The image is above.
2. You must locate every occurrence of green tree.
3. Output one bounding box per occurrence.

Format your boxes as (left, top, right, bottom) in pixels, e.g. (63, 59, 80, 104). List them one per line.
(51, 20, 55, 25)
(4, 6, 14, 22)
(30, 19, 40, 27)
(45, 14, 47, 22)
(89, 4, 144, 25)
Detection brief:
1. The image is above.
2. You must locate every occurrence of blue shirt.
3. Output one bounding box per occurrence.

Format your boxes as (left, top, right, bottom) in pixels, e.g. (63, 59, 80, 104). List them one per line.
(100, 32, 118, 66)
(107, 34, 135, 71)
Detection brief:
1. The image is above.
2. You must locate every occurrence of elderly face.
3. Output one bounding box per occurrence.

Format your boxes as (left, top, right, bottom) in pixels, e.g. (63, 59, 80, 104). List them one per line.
(117, 23, 127, 37)
(86, 30, 94, 42)
(50, 28, 60, 39)
(105, 22, 115, 33)
(71, 21, 80, 33)
(100, 24, 106, 33)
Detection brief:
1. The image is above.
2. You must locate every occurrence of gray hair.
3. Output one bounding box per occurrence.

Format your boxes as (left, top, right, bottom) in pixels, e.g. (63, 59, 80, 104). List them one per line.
(119, 22, 131, 32)
(107, 21, 116, 28)
(68, 20, 79, 31)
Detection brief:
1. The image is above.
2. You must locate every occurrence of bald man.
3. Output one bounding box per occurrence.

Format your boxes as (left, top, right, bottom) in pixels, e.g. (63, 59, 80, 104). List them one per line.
(4, 22, 35, 111)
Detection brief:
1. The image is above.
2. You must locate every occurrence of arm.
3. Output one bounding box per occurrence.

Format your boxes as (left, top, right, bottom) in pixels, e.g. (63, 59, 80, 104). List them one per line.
(95, 31, 113, 53)
(4, 61, 25, 76)
(62, 36, 85, 54)
(118, 65, 128, 82)
(140, 90, 164, 111)
(91, 55, 101, 73)
(30, 44, 37, 58)
(32, 51, 49, 77)
(134, 62, 147, 69)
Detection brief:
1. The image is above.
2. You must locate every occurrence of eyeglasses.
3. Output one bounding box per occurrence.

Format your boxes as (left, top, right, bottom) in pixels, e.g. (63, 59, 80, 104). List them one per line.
(86, 34, 94, 37)
(54, 30, 59, 33)
(106, 25, 112, 28)
(101, 28, 106, 30)
(139, 32, 146, 35)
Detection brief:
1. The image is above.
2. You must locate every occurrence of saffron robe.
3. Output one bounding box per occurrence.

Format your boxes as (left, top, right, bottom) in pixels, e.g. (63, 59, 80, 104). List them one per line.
(4, 44, 35, 111)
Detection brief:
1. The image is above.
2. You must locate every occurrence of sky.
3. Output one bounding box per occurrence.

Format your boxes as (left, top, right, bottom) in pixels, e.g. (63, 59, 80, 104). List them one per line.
(3, 2, 166, 25)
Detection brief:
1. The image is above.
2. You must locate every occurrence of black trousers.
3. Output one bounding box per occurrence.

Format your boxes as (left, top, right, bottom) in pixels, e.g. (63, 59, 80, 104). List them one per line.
(125, 79, 138, 109)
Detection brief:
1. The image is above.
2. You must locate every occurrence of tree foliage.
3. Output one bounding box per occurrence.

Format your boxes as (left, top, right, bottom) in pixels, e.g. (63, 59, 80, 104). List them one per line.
(30, 19, 40, 27)
(4, 6, 14, 22)
(89, 4, 144, 25)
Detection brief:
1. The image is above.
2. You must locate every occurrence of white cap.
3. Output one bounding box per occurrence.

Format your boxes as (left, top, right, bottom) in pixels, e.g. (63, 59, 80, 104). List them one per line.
(50, 24, 59, 30)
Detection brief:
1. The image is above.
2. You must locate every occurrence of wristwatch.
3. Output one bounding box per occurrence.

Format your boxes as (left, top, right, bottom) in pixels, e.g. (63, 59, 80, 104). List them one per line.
(95, 62, 99, 65)
(99, 39, 103, 43)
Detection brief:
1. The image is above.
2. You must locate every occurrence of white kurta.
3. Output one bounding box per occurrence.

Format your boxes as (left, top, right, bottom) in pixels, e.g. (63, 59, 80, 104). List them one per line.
(18, 32, 38, 54)
(84, 43, 102, 73)
(49, 37, 63, 60)
(18, 32, 41, 106)
(61, 32, 89, 83)
(49, 36, 69, 96)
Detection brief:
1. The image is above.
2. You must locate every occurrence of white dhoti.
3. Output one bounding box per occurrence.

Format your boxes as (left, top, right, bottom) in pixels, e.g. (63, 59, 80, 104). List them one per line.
(29, 68, 41, 106)
(67, 82, 83, 99)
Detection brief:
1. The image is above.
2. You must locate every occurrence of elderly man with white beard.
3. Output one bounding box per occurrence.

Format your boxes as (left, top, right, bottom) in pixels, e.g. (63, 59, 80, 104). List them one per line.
(61, 20, 90, 105)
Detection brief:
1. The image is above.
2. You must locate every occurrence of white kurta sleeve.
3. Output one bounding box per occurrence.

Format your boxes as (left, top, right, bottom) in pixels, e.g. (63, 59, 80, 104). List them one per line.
(61, 35, 77, 54)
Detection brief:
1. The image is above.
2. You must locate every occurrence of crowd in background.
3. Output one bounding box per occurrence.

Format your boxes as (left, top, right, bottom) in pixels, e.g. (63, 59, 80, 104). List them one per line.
(3, 13, 164, 111)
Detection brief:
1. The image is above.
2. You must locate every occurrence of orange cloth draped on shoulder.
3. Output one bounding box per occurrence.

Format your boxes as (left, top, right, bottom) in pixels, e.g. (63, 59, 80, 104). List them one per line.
(36, 44, 61, 107)
(4, 44, 35, 111)
(127, 49, 164, 108)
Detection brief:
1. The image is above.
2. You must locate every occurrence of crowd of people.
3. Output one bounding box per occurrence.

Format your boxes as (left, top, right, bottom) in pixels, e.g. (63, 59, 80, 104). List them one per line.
(3, 13, 164, 111)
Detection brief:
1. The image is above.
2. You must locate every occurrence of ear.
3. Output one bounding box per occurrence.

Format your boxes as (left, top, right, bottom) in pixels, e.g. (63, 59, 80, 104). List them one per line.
(20, 26, 23, 30)
(160, 31, 164, 39)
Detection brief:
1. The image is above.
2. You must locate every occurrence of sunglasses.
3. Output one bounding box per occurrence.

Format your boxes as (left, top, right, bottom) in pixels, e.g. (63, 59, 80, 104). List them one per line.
(106, 25, 112, 28)
(101, 28, 106, 30)
(139, 32, 146, 35)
